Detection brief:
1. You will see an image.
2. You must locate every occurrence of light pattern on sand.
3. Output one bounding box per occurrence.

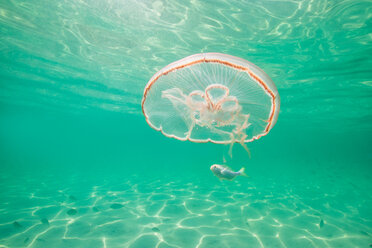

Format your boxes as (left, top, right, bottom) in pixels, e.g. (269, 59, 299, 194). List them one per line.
(0, 173, 370, 248)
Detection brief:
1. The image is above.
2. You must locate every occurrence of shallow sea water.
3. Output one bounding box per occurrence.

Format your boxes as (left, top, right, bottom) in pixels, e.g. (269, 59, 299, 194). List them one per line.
(0, 0, 371, 247)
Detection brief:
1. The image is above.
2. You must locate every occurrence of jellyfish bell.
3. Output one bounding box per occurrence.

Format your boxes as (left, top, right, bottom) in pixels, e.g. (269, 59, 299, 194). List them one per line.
(142, 53, 280, 155)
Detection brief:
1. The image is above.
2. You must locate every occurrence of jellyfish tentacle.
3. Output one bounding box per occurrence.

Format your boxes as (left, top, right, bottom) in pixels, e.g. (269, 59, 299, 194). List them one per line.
(240, 139, 251, 158)
(209, 125, 231, 136)
(225, 113, 251, 157)
(228, 138, 235, 158)
(185, 120, 196, 139)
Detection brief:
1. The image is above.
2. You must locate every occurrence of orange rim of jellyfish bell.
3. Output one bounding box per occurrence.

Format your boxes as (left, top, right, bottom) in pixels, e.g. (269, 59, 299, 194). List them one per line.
(142, 53, 280, 144)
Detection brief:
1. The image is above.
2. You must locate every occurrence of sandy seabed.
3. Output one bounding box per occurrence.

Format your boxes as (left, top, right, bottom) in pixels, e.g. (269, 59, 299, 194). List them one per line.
(0, 170, 371, 248)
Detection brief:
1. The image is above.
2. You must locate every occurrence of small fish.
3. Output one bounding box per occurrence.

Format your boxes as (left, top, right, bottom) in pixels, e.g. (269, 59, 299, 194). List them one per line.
(67, 208, 77, 216)
(13, 221, 22, 228)
(110, 203, 124, 209)
(41, 218, 49, 225)
(319, 218, 324, 228)
(69, 195, 77, 201)
(210, 164, 247, 181)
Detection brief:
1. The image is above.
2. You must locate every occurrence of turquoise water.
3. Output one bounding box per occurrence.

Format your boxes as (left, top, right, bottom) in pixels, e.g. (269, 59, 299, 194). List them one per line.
(0, 0, 371, 247)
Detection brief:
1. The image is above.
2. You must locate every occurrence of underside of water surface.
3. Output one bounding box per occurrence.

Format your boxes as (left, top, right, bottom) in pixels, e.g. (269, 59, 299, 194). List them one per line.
(0, 0, 371, 247)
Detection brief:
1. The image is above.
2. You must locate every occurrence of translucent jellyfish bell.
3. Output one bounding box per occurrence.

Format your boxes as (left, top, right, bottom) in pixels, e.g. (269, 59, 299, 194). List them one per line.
(142, 53, 280, 152)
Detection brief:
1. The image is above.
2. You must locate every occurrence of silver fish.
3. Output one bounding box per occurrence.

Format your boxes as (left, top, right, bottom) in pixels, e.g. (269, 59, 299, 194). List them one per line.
(210, 164, 247, 181)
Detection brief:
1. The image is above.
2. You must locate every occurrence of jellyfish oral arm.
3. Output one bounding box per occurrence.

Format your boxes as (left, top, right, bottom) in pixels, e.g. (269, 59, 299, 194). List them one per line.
(162, 83, 253, 155)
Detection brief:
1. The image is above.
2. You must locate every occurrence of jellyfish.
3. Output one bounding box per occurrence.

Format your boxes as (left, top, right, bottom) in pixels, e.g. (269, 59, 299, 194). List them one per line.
(142, 53, 280, 156)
